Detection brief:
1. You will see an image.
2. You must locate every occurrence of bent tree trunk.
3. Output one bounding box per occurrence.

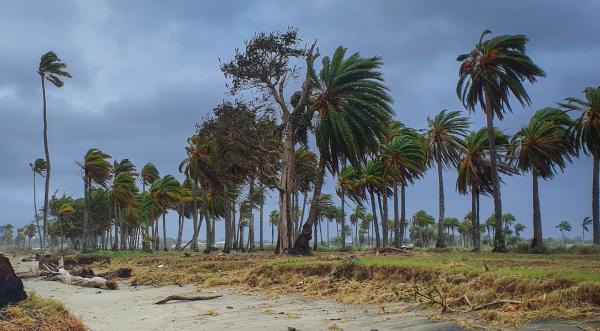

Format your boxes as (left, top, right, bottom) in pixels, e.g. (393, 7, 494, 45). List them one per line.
(435, 159, 446, 248)
(531, 172, 543, 252)
(485, 102, 506, 252)
(40, 77, 52, 254)
(191, 179, 200, 252)
(32, 172, 44, 251)
(593, 154, 600, 245)
(290, 157, 326, 255)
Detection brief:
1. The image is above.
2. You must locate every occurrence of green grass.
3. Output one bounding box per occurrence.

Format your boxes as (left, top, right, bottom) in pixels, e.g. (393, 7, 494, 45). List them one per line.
(87, 250, 157, 260)
(355, 252, 600, 283)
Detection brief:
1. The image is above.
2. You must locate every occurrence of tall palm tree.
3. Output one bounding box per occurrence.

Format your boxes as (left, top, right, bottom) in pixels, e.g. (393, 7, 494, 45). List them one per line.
(425, 110, 469, 248)
(179, 134, 214, 251)
(292, 46, 393, 255)
(38, 51, 72, 252)
(358, 159, 385, 248)
(269, 210, 280, 246)
(149, 175, 183, 251)
(76, 149, 112, 252)
(582, 217, 592, 243)
(556, 220, 572, 246)
(511, 108, 572, 252)
(457, 128, 510, 251)
(350, 204, 367, 246)
(29, 158, 47, 250)
(57, 203, 74, 253)
(561, 86, 600, 245)
(457, 30, 545, 252)
(514, 223, 526, 238)
(381, 126, 427, 247)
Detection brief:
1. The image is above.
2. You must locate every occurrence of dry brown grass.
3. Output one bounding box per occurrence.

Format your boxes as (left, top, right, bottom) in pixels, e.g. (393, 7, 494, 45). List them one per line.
(0, 292, 86, 331)
(105, 251, 600, 327)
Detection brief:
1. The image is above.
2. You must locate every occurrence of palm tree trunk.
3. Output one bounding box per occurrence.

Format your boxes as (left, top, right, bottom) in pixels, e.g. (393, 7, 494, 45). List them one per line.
(259, 183, 264, 250)
(313, 222, 318, 251)
(32, 172, 44, 251)
(382, 181, 389, 247)
(471, 186, 480, 252)
(369, 190, 381, 248)
(435, 159, 446, 248)
(191, 179, 200, 251)
(248, 177, 255, 251)
(400, 182, 406, 242)
(340, 190, 346, 249)
(319, 220, 323, 246)
(485, 99, 506, 252)
(40, 77, 52, 254)
(176, 211, 183, 250)
(291, 157, 326, 255)
(300, 192, 308, 233)
(593, 154, 600, 245)
(162, 212, 167, 251)
(393, 181, 400, 248)
(531, 172, 543, 252)
(232, 200, 237, 250)
(83, 176, 90, 252)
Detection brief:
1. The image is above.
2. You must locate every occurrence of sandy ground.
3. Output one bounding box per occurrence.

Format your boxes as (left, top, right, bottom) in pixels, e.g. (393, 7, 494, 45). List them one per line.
(23, 278, 462, 331)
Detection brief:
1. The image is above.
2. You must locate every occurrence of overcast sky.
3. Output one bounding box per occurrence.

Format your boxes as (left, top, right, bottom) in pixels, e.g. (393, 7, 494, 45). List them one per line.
(1, 0, 599, 242)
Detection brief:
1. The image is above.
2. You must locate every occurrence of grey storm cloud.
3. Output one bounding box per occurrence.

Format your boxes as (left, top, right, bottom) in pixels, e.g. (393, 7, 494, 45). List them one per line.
(1, 0, 599, 240)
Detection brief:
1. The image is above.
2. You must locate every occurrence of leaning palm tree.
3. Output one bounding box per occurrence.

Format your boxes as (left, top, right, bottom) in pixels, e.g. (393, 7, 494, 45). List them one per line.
(38, 51, 72, 252)
(140, 163, 160, 192)
(556, 220, 572, 247)
(292, 46, 393, 255)
(510, 108, 573, 252)
(381, 126, 427, 247)
(582, 217, 592, 243)
(457, 30, 545, 252)
(358, 159, 385, 248)
(457, 128, 510, 251)
(76, 148, 112, 252)
(149, 175, 183, 251)
(561, 86, 600, 245)
(57, 203, 74, 253)
(29, 158, 47, 250)
(425, 110, 469, 248)
(350, 204, 367, 246)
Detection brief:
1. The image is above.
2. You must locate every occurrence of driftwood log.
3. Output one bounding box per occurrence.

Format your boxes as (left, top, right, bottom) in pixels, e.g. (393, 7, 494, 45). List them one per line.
(0, 254, 27, 308)
(97, 268, 132, 280)
(155, 295, 222, 304)
(43, 265, 118, 290)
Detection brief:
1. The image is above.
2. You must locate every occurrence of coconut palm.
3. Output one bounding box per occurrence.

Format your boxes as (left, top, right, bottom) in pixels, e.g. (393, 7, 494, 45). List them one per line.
(511, 108, 572, 252)
(457, 127, 510, 251)
(514, 223, 526, 238)
(582, 217, 592, 243)
(457, 30, 545, 252)
(76, 149, 112, 252)
(293, 46, 393, 255)
(110, 172, 138, 250)
(561, 86, 600, 245)
(140, 163, 160, 192)
(38, 51, 72, 252)
(425, 110, 469, 248)
(269, 210, 280, 246)
(29, 158, 47, 250)
(357, 159, 385, 248)
(556, 220, 572, 246)
(381, 125, 427, 247)
(149, 175, 183, 251)
(179, 134, 215, 251)
(57, 203, 74, 253)
(350, 204, 367, 246)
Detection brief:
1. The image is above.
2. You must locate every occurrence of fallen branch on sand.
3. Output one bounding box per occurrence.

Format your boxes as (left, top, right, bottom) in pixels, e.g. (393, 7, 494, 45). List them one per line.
(471, 299, 523, 311)
(42, 264, 118, 290)
(154, 295, 222, 304)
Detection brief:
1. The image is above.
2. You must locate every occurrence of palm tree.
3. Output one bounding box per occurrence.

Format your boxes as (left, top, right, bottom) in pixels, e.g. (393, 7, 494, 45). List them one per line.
(292, 46, 393, 255)
(26, 224, 36, 248)
(57, 203, 74, 253)
(582, 217, 592, 243)
(561, 86, 600, 245)
(76, 149, 112, 252)
(149, 175, 183, 251)
(514, 223, 526, 238)
(425, 110, 469, 248)
(511, 108, 573, 252)
(140, 163, 160, 192)
(381, 125, 427, 247)
(457, 30, 545, 252)
(38, 51, 72, 252)
(110, 172, 138, 250)
(556, 220, 572, 246)
(29, 158, 47, 250)
(358, 160, 385, 248)
(269, 210, 280, 246)
(179, 134, 214, 251)
(350, 204, 367, 246)
(457, 128, 510, 251)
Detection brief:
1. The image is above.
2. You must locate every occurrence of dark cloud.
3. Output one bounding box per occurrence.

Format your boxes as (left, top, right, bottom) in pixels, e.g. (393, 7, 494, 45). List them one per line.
(1, 0, 598, 240)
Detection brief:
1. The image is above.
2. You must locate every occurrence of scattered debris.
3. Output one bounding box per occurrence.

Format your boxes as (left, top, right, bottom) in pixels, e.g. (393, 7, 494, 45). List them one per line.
(154, 294, 222, 304)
